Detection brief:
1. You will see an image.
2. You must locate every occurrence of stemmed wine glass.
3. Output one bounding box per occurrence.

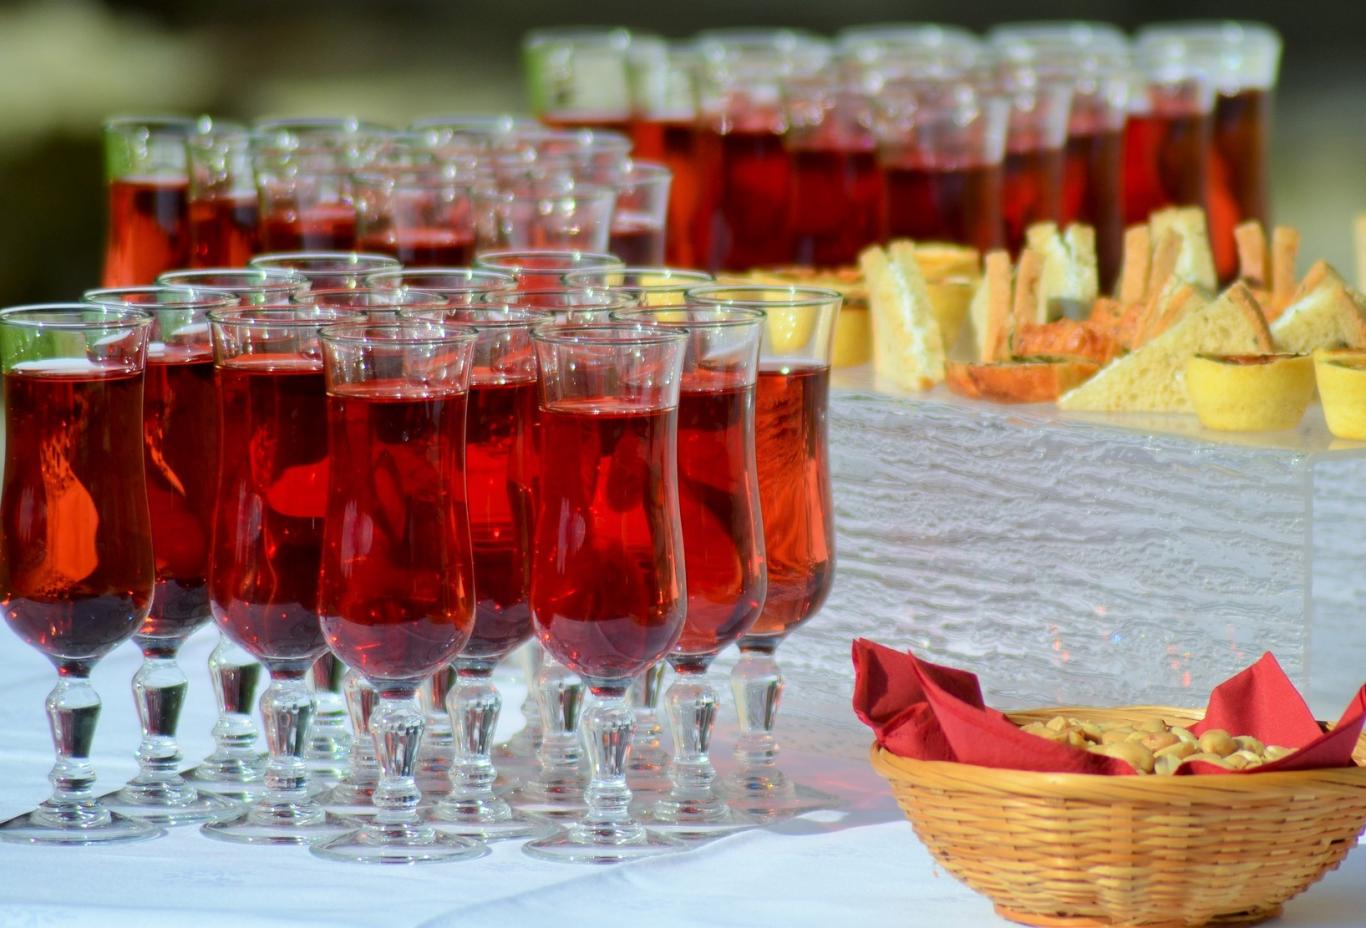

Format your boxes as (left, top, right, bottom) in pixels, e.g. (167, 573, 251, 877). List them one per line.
(80, 286, 243, 826)
(687, 285, 840, 819)
(311, 320, 487, 864)
(408, 307, 548, 840)
(201, 305, 355, 845)
(614, 305, 767, 836)
(0, 304, 163, 845)
(522, 322, 689, 863)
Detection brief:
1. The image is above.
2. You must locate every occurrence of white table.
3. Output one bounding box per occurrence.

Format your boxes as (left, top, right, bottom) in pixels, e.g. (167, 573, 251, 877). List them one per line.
(0, 627, 1363, 927)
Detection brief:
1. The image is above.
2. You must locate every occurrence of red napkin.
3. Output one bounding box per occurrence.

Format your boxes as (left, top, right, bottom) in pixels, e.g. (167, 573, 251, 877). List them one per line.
(853, 639, 1366, 776)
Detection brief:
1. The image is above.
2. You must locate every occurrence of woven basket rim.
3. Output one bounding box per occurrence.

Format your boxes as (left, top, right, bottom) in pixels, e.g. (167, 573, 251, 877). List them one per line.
(871, 703, 1366, 798)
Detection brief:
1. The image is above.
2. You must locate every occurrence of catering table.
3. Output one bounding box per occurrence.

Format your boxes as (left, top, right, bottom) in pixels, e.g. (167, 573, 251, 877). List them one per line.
(0, 627, 1363, 927)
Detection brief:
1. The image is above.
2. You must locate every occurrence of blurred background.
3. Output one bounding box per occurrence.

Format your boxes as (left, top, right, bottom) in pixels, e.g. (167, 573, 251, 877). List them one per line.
(1, 0, 1364, 304)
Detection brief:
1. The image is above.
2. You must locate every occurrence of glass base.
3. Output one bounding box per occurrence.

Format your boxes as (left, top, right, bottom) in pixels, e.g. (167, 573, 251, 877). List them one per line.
(101, 784, 241, 827)
(523, 821, 682, 864)
(722, 776, 840, 821)
(639, 798, 759, 841)
(432, 795, 544, 841)
(507, 783, 588, 822)
(304, 758, 349, 785)
(310, 821, 488, 865)
(0, 807, 164, 846)
(200, 802, 350, 846)
(624, 770, 672, 797)
(322, 793, 436, 827)
(184, 759, 268, 802)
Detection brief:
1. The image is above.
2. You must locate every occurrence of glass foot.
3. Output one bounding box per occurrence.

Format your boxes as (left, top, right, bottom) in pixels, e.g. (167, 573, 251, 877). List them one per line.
(311, 821, 488, 864)
(639, 799, 759, 841)
(183, 762, 267, 802)
(322, 793, 436, 827)
(432, 796, 544, 841)
(507, 784, 588, 822)
(722, 776, 840, 820)
(101, 784, 241, 827)
(200, 802, 350, 846)
(0, 807, 164, 846)
(523, 821, 682, 864)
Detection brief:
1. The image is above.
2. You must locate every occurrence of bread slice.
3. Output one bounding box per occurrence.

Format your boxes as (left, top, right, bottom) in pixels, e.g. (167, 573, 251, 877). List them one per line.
(1149, 207, 1217, 291)
(859, 243, 944, 391)
(945, 359, 1100, 404)
(1058, 283, 1272, 412)
(1234, 221, 1269, 288)
(1118, 225, 1151, 304)
(1135, 282, 1208, 347)
(1270, 261, 1366, 353)
(1013, 319, 1119, 366)
(1027, 221, 1099, 322)
(969, 251, 1013, 362)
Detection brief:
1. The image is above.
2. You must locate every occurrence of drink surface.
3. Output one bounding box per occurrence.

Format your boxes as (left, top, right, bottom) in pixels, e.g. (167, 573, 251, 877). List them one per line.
(1002, 146, 1063, 256)
(142, 355, 218, 639)
(1062, 128, 1124, 289)
(695, 126, 793, 271)
(461, 378, 539, 661)
(787, 144, 883, 267)
(103, 176, 190, 288)
(1, 366, 154, 660)
(319, 381, 474, 683)
(608, 213, 666, 266)
(531, 400, 685, 681)
(541, 113, 632, 134)
(260, 202, 358, 251)
(673, 381, 765, 663)
(189, 193, 260, 268)
(883, 160, 1004, 253)
(358, 228, 475, 268)
(209, 355, 329, 665)
(744, 363, 834, 642)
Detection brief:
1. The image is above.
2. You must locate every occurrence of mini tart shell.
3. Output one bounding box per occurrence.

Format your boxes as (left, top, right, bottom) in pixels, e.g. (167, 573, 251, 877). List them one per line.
(1315, 353, 1366, 441)
(1185, 353, 1314, 432)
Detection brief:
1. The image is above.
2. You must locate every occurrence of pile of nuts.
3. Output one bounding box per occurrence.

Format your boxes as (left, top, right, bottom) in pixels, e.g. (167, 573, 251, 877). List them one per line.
(1020, 715, 1296, 775)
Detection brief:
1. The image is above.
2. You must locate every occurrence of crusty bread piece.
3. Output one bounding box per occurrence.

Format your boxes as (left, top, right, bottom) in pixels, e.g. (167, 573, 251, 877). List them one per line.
(1270, 261, 1366, 353)
(1268, 226, 1301, 319)
(1234, 221, 1269, 289)
(1149, 207, 1217, 291)
(859, 244, 944, 391)
(945, 359, 1100, 404)
(1058, 283, 1272, 412)
(973, 251, 1013, 362)
(1012, 248, 1044, 334)
(1134, 282, 1208, 347)
(1013, 319, 1119, 366)
(1027, 221, 1099, 322)
(1118, 226, 1151, 304)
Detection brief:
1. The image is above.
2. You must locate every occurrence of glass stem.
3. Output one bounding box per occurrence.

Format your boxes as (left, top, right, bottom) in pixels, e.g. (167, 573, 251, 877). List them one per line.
(256, 668, 316, 813)
(35, 665, 108, 828)
(447, 665, 499, 805)
(580, 687, 637, 833)
(125, 643, 192, 800)
(507, 640, 544, 753)
(628, 662, 669, 780)
(340, 669, 379, 794)
(417, 666, 456, 778)
(370, 690, 425, 830)
(730, 646, 786, 784)
(306, 653, 350, 767)
(200, 634, 263, 776)
(663, 666, 721, 810)
(532, 656, 584, 785)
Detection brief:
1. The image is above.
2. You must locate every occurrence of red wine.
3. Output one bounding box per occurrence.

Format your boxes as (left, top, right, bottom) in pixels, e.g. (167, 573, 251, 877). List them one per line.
(531, 401, 685, 680)
(462, 378, 539, 661)
(673, 381, 764, 665)
(1002, 146, 1064, 256)
(541, 113, 632, 134)
(189, 193, 260, 268)
(259, 202, 357, 251)
(883, 160, 1003, 253)
(1, 367, 154, 660)
(358, 228, 475, 267)
(141, 355, 218, 639)
(318, 382, 474, 683)
(102, 177, 190, 288)
(209, 355, 329, 664)
(608, 213, 665, 265)
(1062, 127, 1124, 289)
(1122, 106, 1210, 226)
(787, 144, 884, 267)
(630, 118, 701, 267)
(744, 364, 833, 641)
(1209, 88, 1270, 282)
(695, 126, 793, 271)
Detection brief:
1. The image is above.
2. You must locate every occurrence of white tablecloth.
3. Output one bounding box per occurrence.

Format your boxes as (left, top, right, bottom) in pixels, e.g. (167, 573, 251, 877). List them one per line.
(1, 627, 1363, 927)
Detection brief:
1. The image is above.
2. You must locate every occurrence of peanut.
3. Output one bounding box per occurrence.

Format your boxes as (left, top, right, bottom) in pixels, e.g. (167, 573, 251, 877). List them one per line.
(1235, 735, 1266, 755)
(1140, 731, 1180, 753)
(1098, 741, 1155, 774)
(1198, 729, 1237, 758)
(1017, 714, 1298, 775)
(1154, 740, 1197, 761)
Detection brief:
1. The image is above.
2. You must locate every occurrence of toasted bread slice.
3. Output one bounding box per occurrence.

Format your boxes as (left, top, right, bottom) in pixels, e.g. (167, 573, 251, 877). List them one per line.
(1268, 226, 1301, 318)
(1013, 319, 1120, 366)
(1149, 207, 1217, 291)
(860, 244, 944, 391)
(1136, 282, 1208, 347)
(1012, 247, 1045, 335)
(946, 359, 1100, 404)
(1058, 283, 1272, 412)
(1234, 221, 1269, 288)
(1271, 262, 1366, 353)
(971, 251, 1013, 362)
(1028, 221, 1099, 321)
(1118, 225, 1151, 304)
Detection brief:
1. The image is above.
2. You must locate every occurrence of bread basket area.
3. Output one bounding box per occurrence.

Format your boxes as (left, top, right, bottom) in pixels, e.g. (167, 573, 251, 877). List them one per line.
(870, 706, 1366, 928)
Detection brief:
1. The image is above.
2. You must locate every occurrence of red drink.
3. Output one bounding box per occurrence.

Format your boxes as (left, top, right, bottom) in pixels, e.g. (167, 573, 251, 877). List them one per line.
(695, 126, 793, 271)
(745, 364, 833, 641)
(631, 118, 702, 267)
(462, 378, 539, 661)
(531, 401, 685, 679)
(358, 228, 476, 267)
(318, 382, 474, 682)
(1, 367, 154, 659)
(608, 213, 666, 265)
(189, 193, 260, 268)
(787, 145, 883, 267)
(1209, 88, 1269, 281)
(1122, 106, 1210, 226)
(1062, 127, 1125, 288)
(1002, 146, 1064, 256)
(542, 114, 633, 134)
(882, 161, 1004, 252)
(673, 382, 764, 664)
(142, 355, 218, 638)
(102, 177, 190, 287)
(209, 356, 329, 663)
(259, 202, 357, 252)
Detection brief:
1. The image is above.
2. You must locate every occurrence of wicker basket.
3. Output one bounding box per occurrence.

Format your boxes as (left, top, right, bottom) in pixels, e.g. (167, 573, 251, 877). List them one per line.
(870, 705, 1366, 928)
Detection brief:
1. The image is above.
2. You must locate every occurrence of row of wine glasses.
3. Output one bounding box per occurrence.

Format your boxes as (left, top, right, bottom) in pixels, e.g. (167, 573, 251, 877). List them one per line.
(0, 249, 840, 864)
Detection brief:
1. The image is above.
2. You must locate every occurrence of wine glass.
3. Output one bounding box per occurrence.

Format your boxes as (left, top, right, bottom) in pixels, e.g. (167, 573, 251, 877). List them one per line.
(249, 251, 401, 290)
(367, 268, 516, 307)
(522, 322, 688, 863)
(304, 287, 452, 319)
(200, 305, 355, 846)
(473, 249, 623, 289)
(308, 320, 486, 864)
(0, 304, 163, 845)
(686, 285, 840, 819)
(613, 305, 767, 836)
(408, 307, 549, 841)
(80, 286, 243, 826)
(157, 267, 311, 305)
